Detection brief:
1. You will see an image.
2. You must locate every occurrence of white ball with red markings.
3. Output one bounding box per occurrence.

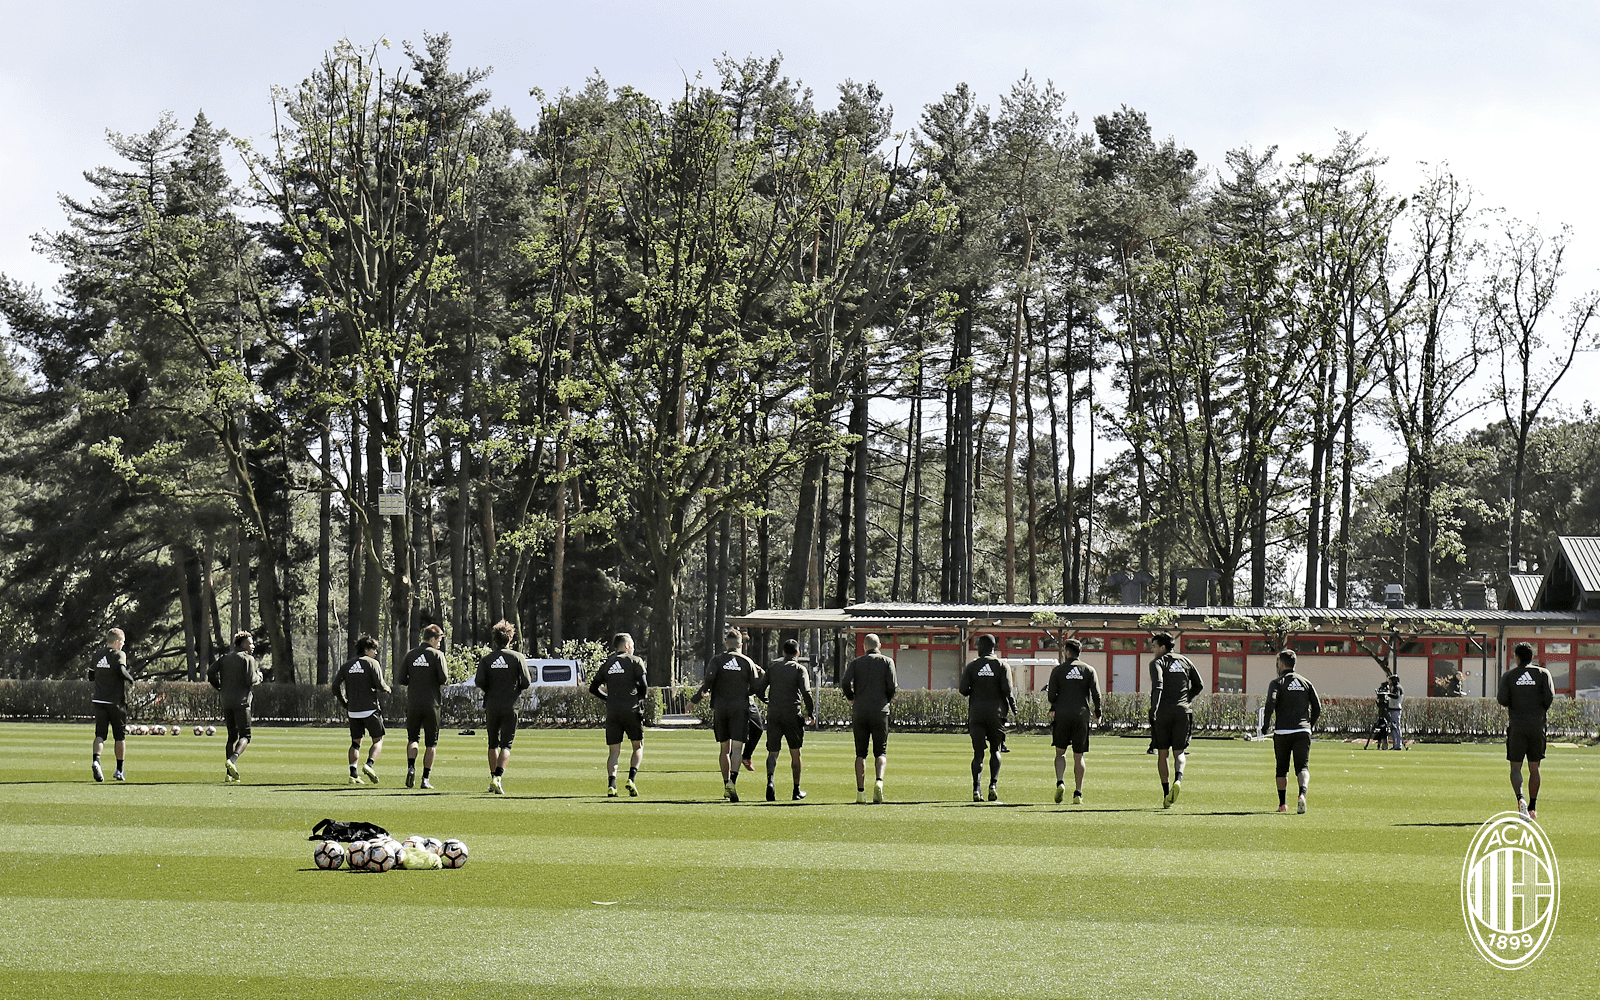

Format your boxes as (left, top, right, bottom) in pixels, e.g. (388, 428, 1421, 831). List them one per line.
(422, 837, 444, 856)
(440, 839, 468, 868)
(169, 725, 180, 736)
(365, 840, 399, 872)
(205, 726, 216, 736)
(346, 840, 371, 870)
(193, 726, 203, 736)
(403, 835, 427, 852)
(313, 841, 346, 870)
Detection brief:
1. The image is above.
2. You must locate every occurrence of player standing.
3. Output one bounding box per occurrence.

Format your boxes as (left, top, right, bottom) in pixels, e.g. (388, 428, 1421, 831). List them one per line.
(690, 628, 761, 802)
(397, 623, 449, 789)
(206, 631, 259, 783)
(1498, 641, 1554, 820)
(1148, 632, 1203, 808)
(1044, 638, 1101, 805)
(1259, 649, 1321, 814)
(841, 633, 898, 803)
(474, 620, 531, 795)
(1382, 673, 1405, 750)
(755, 638, 814, 801)
(332, 634, 391, 784)
(589, 632, 649, 797)
(88, 627, 134, 782)
(960, 634, 1012, 802)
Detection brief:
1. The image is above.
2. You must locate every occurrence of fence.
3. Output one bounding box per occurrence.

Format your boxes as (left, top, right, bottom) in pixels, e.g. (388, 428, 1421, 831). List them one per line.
(4, 680, 1596, 740)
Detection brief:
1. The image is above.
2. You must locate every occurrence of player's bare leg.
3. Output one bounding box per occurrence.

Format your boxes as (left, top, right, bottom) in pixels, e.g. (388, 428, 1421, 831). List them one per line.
(607, 743, 622, 796)
(1527, 760, 1541, 818)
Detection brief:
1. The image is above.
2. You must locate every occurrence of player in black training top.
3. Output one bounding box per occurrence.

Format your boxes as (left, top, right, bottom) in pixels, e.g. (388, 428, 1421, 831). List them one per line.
(88, 627, 135, 782)
(589, 631, 650, 797)
(755, 638, 815, 801)
(1498, 641, 1555, 820)
(474, 619, 532, 795)
(960, 634, 1012, 802)
(1045, 638, 1101, 805)
(1148, 632, 1204, 808)
(332, 633, 391, 784)
(691, 628, 761, 802)
(1260, 649, 1322, 814)
(841, 633, 898, 803)
(397, 623, 449, 789)
(206, 630, 259, 783)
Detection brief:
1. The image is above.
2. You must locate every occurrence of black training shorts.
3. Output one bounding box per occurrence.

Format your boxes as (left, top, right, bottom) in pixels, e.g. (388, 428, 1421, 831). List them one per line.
(766, 715, 805, 753)
(1052, 715, 1090, 754)
(1150, 707, 1191, 752)
(712, 703, 745, 743)
(347, 712, 385, 744)
(853, 712, 888, 758)
(406, 705, 441, 747)
(969, 712, 1005, 754)
(223, 704, 253, 745)
(1506, 724, 1546, 763)
(485, 708, 517, 749)
(93, 703, 127, 742)
(1272, 731, 1311, 777)
(606, 710, 644, 746)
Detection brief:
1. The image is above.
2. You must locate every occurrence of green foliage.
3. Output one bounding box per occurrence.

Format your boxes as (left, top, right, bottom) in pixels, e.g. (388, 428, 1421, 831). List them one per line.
(1136, 609, 1179, 631)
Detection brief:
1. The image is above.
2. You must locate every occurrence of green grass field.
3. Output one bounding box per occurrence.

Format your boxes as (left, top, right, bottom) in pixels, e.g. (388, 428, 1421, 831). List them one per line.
(0, 722, 1593, 999)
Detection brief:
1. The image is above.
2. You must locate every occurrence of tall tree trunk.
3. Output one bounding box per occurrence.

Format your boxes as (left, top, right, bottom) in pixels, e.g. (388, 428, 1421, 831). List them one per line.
(781, 451, 827, 610)
(317, 340, 333, 684)
(851, 360, 869, 605)
(177, 553, 200, 681)
(361, 399, 384, 638)
(645, 561, 680, 687)
(909, 349, 924, 603)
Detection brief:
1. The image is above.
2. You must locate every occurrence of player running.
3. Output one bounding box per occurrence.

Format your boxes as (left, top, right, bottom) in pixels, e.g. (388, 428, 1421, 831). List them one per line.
(589, 632, 649, 797)
(755, 638, 815, 802)
(1498, 641, 1554, 820)
(206, 630, 259, 783)
(474, 620, 532, 795)
(1148, 631, 1203, 808)
(88, 627, 135, 782)
(1260, 649, 1321, 814)
(1045, 638, 1101, 805)
(690, 628, 761, 802)
(841, 633, 898, 803)
(960, 634, 1012, 802)
(332, 634, 391, 784)
(396, 623, 449, 789)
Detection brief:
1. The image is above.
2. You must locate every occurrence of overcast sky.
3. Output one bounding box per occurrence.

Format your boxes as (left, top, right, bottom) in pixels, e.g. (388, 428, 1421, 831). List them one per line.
(3, 0, 1597, 424)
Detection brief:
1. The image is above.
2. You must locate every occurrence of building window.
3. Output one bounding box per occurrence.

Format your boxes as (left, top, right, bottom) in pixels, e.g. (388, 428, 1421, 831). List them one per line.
(1006, 636, 1031, 650)
(1078, 636, 1105, 651)
(1038, 636, 1058, 650)
(1250, 639, 1276, 655)
(1548, 660, 1572, 690)
(1577, 642, 1600, 657)
(1545, 642, 1572, 655)
(1183, 637, 1211, 653)
(931, 634, 957, 646)
(1430, 659, 1459, 695)
(1292, 639, 1320, 654)
(1109, 637, 1139, 651)
(1216, 656, 1244, 694)
(1215, 639, 1244, 653)
(897, 635, 921, 648)
(1322, 640, 1349, 654)
(1577, 660, 1600, 696)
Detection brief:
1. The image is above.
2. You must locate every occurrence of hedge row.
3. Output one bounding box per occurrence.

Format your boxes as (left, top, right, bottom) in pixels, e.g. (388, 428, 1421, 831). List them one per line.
(674, 684, 1600, 740)
(0, 680, 661, 728)
(5, 679, 1595, 739)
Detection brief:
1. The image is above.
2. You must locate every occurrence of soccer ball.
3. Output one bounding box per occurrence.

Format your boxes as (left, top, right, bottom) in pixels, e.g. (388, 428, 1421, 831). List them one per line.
(193, 726, 203, 736)
(402, 835, 427, 852)
(366, 840, 398, 872)
(346, 840, 371, 870)
(422, 837, 444, 856)
(153, 725, 166, 736)
(170, 725, 180, 736)
(313, 841, 346, 871)
(440, 839, 468, 869)
(205, 726, 216, 737)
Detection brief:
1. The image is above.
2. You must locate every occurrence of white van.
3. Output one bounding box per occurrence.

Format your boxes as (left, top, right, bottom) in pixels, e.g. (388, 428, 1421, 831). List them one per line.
(441, 658, 584, 709)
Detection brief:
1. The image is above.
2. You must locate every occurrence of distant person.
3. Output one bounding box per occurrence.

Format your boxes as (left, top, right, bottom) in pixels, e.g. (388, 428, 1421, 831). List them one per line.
(589, 632, 649, 797)
(1045, 638, 1101, 805)
(206, 631, 259, 783)
(1498, 642, 1554, 820)
(1260, 649, 1322, 814)
(332, 634, 390, 784)
(1148, 631, 1203, 808)
(690, 628, 761, 802)
(396, 623, 449, 789)
(754, 638, 815, 801)
(1383, 673, 1405, 750)
(88, 627, 135, 782)
(960, 634, 1012, 802)
(474, 620, 531, 795)
(841, 633, 898, 803)
(1443, 671, 1464, 698)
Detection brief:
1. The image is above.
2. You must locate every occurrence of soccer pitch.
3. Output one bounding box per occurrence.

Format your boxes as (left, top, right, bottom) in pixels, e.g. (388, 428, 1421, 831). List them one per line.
(0, 723, 1593, 999)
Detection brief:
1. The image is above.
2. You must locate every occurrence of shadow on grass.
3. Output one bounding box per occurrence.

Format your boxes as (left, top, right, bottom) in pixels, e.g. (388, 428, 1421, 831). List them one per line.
(1394, 821, 1480, 827)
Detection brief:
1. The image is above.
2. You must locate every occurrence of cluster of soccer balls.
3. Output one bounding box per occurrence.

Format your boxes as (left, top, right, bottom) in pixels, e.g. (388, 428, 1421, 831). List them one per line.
(314, 835, 468, 872)
(127, 724, 216, 736)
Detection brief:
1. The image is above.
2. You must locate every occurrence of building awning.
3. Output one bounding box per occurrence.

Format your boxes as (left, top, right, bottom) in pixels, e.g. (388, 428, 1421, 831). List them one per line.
(726, 609, 978, 632)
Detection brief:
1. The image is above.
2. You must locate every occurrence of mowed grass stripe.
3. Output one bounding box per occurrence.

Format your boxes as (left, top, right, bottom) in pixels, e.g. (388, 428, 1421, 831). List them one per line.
(1, 895, 1581, 999)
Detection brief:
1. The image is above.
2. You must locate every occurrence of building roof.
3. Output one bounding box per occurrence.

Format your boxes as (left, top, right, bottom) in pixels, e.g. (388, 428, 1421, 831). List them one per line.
(728, 601, 1600, 633)
(1508, 573, 1544, 611)
(1557, 536, 1600, 594)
